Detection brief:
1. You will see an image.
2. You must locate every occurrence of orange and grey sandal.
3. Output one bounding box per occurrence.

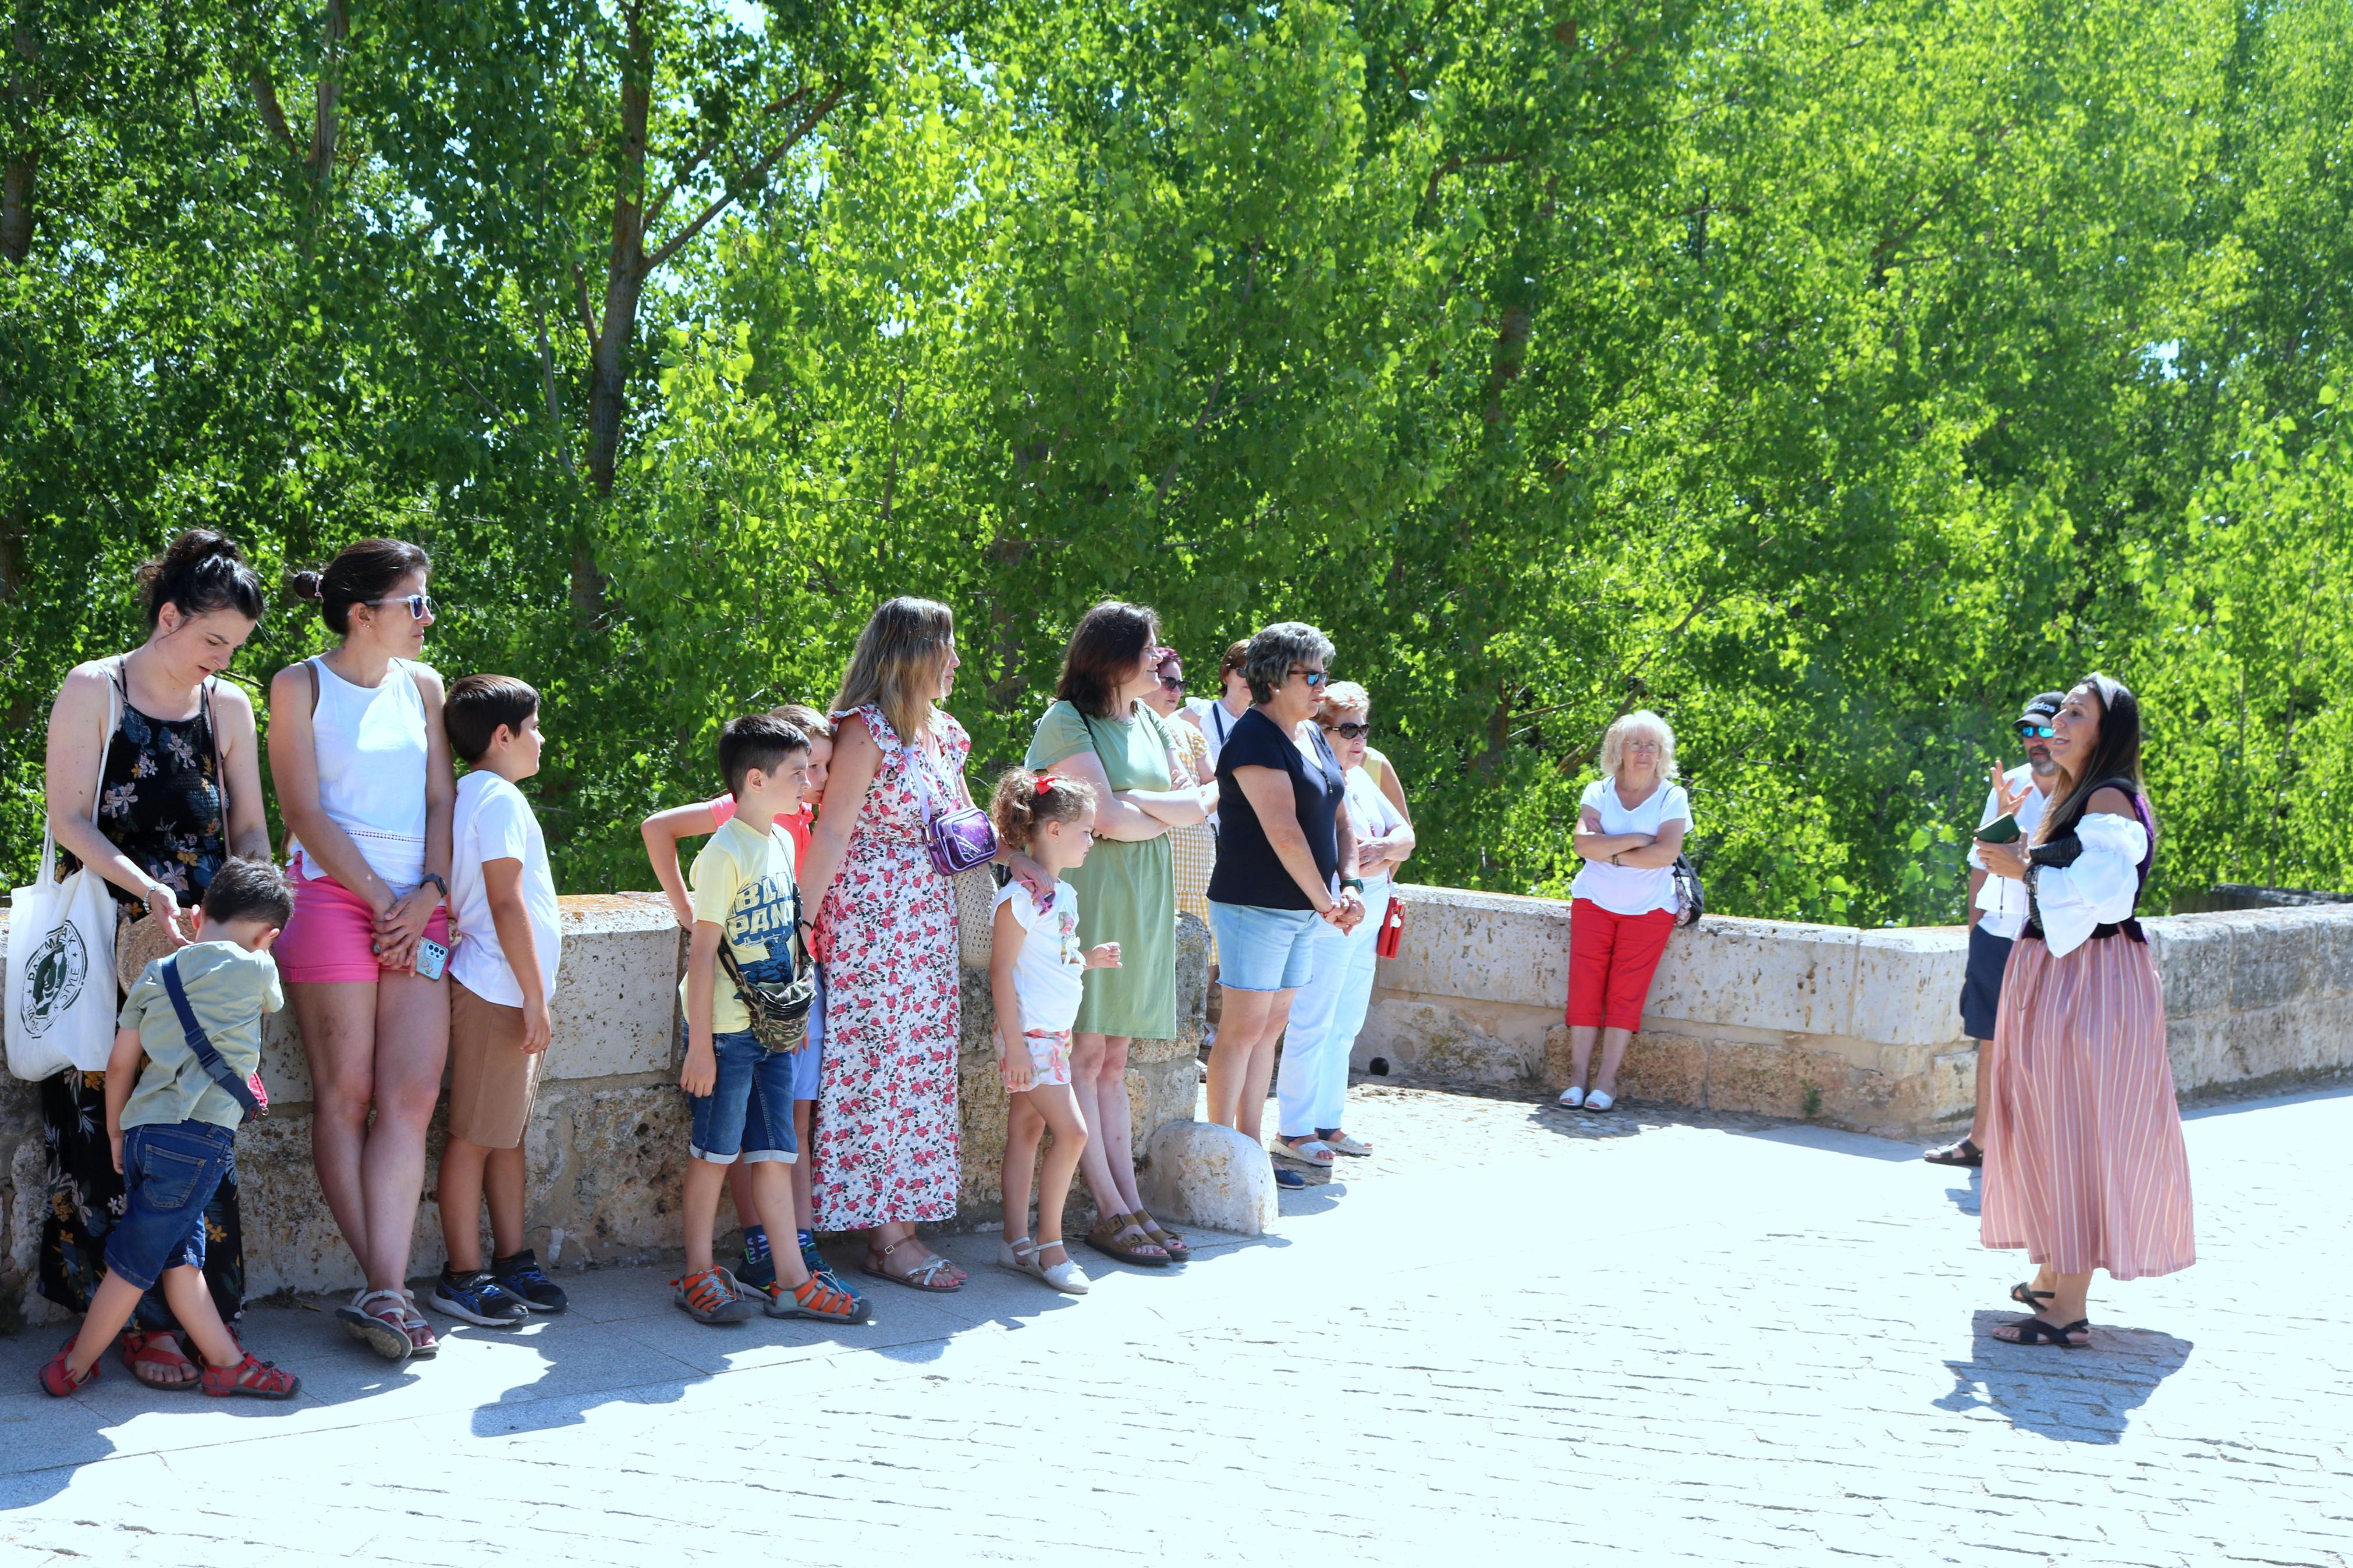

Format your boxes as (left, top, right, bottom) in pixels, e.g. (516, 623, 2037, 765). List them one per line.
(201, 1350, 301, 1399)
(1130, 1208, 1191, 1263)
(859, 1236, 964, 1292)
(38, 1338, 99, 1398)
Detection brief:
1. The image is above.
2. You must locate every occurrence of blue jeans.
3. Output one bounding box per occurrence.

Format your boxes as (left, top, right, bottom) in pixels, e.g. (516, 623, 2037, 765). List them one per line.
(686, 1023, 800, 1165)
(105, 1121, 236, 1292)
(1208, 901, 1323, 991)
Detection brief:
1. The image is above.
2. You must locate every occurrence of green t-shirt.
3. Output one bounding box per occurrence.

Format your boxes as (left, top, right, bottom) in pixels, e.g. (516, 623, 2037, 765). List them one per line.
(118, 942, 283, 1132)
(678, 814, 801, 1036)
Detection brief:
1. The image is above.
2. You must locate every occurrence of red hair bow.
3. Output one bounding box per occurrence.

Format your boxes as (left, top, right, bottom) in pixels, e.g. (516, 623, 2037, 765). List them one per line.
(1034, 774, 1057, 797)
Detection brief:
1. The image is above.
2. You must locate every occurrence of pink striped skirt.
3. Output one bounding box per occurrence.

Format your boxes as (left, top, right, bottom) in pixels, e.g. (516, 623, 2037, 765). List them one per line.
(1979, 933, 2195, 1281)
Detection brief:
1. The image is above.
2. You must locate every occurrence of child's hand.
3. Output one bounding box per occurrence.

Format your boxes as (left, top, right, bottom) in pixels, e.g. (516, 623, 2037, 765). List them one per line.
(1000, 1038, 1035, 1093)
(680, 1042, 716, 1097)
(522, 997, 553, 1056)
(1085, 942, 1122, 970)
(109, 1132, 124, 1175)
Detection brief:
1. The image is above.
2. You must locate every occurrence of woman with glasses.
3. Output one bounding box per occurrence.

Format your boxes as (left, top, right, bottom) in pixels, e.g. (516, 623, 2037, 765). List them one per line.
(35, 531, 271, 1389)
(1272, 682, 1412, 1174)
(1025, 605, 1215, 1265)
(1556, 710, 1690, 1115)
(270, 538, 457, 1361)
(1143, 646, 1219, 944)
(1969, 675, 2192, 1348)
(1205, 623, 1365, 1169)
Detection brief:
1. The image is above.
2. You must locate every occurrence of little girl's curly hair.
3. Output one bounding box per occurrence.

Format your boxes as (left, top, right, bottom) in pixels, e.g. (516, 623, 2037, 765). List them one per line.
(989, 767, 1097, 851)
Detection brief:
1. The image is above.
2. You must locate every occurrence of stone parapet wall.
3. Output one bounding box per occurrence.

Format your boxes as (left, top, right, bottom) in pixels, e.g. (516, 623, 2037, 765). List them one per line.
(1, 895, 1205, 1328)
(1357, 886, 2353, 1137)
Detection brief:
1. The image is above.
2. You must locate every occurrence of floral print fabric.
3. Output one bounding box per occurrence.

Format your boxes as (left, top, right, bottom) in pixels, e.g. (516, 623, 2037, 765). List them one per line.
(810, 704, 966, 1231)
(43, 673, 244, 1326)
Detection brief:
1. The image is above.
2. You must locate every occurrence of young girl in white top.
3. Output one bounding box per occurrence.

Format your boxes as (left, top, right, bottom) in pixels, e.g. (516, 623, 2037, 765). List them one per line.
(987, 768, 1121, 1295)
(268, 538, 456, 1363)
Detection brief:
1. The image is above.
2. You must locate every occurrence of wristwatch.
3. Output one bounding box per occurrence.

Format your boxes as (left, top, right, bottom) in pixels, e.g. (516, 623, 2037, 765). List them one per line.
(1340, 877, 1365, 895)
(1609, 851, 1624, 866)
(421, 872, 449, 902)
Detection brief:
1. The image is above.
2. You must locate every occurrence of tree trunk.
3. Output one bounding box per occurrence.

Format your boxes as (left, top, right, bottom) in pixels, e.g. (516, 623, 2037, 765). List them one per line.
(585, 4, 652, 497)
(3, 25, 38, 265)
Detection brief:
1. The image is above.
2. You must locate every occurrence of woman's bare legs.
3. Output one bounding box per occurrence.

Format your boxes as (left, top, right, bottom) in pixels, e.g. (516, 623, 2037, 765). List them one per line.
(361, 969, 448, 1294)
(1592, 1026, 1634, 1098)
(1208, 987, 1297, 1144)
(293, 981, 382, 1277)
(1993, 1269, 2093, 1345)
(1089, 1037, 1149, 1215)
(1566, 1023, 1599, 1092)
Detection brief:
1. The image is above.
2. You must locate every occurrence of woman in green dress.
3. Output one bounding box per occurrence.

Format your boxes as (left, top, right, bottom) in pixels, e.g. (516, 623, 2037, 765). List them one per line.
(1026, 602, 1216, 1265)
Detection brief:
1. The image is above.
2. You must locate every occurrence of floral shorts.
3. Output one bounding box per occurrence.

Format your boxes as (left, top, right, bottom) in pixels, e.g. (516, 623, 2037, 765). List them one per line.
(1000, 1028, 1073, 1092)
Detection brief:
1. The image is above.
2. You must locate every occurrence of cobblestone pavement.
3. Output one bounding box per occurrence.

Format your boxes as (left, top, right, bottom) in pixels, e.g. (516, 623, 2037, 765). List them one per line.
(2, 1082, 2349, 1566)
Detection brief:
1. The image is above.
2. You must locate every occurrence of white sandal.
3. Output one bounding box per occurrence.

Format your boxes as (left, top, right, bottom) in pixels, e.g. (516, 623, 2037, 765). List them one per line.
(1556, 1086, 1587, 1109)
(1584, 1089, 1617, 1114)
(336, 1288, 414, 1363)
(1270, 1137, 1336, 1168)
(1000, 1236, 1091, 1295)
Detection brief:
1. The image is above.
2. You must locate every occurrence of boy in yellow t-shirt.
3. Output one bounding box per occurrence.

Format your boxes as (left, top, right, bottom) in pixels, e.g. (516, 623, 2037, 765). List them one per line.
(672, 713, 867, 1328)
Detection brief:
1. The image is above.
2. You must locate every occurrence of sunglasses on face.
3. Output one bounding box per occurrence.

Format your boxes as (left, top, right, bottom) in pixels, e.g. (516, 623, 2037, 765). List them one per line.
(364, 593, 436, 622)
(2015, 721, 2055, 739)
(1323, 721, 1371, 741)
(1289, 667, 1328, 689)
(1158, 674, 1185, 691)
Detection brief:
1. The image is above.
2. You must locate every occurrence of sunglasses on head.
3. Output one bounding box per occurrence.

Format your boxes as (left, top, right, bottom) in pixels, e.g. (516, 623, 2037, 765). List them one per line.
(1323, 721, 1370, 741)
(364, 592, 436, 622)
(2015, 720, 2055, 739)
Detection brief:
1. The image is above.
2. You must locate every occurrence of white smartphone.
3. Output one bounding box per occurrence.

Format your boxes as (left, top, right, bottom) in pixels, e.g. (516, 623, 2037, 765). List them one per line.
(414, 937, 449, 981)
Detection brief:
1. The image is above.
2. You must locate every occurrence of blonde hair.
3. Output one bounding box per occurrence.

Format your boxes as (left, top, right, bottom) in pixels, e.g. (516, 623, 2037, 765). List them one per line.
(1315, 681, 1371, 726)
(771, 702, 833, 741)
(1599, 709, 1678, 781)
(833, 597, 955, 744)
(989, 767, 1097, 852)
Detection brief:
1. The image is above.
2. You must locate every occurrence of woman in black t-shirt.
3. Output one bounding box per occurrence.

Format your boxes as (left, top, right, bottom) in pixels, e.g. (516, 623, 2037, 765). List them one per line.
(1204, 623, 1366, 1162)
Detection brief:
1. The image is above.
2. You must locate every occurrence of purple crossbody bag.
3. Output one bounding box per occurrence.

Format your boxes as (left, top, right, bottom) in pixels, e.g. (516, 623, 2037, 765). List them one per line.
(904, 738, 999, 876)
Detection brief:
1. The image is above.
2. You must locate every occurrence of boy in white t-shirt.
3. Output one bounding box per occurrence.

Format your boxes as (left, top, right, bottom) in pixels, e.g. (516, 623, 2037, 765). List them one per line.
(986, 769, 1121, 1295)
(431, 675, 567, 1326)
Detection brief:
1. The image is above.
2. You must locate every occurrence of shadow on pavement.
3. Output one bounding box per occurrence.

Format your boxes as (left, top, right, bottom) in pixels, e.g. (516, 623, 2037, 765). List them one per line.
(1935, 1312, 2193, 1443)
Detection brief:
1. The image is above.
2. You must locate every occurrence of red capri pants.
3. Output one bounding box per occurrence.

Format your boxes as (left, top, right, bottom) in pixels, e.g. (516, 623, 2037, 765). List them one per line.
(1566, 898, 1676, 1032)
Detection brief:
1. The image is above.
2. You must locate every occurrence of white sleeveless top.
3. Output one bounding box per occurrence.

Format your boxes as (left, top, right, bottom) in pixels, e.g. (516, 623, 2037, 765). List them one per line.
(1343, 763, 1406, 905)
(291, 656, 430, 890)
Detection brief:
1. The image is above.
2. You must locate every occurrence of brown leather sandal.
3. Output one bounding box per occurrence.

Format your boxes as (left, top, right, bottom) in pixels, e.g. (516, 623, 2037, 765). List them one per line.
(1083, 1213, 1170, 1268)
(1130, 1208, 1191, 1263)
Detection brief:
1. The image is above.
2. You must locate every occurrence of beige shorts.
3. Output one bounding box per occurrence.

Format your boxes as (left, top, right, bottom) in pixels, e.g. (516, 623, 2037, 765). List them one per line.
(447, 981, 543, 1149)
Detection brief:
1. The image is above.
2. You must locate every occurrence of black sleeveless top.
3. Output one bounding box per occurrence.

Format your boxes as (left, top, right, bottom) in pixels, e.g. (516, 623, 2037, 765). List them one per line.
(2024, 776, 2152, 944)
(56, 663, 230, 908)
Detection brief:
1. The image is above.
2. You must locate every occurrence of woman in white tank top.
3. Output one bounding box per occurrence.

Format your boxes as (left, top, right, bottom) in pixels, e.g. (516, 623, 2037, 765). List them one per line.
(268, 539, 456, 1364)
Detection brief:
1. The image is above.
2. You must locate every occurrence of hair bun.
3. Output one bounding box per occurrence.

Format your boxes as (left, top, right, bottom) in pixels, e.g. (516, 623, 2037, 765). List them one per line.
(286, 568, 325, 602)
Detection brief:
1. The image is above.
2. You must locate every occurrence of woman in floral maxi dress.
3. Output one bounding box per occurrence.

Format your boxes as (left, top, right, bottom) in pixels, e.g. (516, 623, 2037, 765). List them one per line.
(798, 598, 980, 1290)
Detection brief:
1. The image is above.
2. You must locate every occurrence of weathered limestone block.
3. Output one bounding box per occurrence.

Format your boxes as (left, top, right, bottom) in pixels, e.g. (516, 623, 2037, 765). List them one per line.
(1137, 1120, 1277, 1236)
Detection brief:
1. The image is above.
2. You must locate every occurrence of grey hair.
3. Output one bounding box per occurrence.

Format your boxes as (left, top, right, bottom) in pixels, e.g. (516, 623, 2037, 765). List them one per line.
(1599, 709, 1678, 781)
(1243, 621, 1336, 705)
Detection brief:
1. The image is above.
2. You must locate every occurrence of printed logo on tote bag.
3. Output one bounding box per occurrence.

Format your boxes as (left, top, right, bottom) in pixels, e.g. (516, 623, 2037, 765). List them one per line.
(20, 919, 91, 1038)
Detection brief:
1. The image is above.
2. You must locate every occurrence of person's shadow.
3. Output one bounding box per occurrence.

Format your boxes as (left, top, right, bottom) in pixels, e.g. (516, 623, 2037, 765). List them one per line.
(1936, 1311, 2192, 1443)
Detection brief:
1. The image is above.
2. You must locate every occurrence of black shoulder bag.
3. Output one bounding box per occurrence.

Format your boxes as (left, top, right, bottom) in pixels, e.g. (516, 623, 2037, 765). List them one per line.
(715, 886, 815, 1054)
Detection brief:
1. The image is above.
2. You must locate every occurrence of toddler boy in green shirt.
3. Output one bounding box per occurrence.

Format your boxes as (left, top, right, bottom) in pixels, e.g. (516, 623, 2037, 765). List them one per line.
(39, 858, 303, 1400)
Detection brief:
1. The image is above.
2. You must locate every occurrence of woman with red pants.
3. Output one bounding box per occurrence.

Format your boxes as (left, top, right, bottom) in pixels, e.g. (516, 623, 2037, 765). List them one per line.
(1557, 710, 1689, 1114)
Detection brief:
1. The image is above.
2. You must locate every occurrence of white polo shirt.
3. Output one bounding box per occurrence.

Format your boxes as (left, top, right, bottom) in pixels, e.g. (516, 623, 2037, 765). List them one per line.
(1969, 767, 2049, 940)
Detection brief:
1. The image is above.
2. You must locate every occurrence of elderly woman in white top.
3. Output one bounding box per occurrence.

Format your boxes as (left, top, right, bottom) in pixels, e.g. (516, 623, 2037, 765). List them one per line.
(1272, 682, 1412, 1172)
(1556, 710, 1690, 1114)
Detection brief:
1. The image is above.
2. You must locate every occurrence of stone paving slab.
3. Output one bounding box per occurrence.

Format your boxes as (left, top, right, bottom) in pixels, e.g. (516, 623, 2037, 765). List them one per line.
(0, 1083, 2348, 1566)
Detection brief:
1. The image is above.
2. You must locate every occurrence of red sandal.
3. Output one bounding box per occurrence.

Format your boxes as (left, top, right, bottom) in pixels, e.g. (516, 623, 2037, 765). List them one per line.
(201, 1350, 301, 1399)
(120, 1327, 201, 1389)
(39, 1337, 100, 1398)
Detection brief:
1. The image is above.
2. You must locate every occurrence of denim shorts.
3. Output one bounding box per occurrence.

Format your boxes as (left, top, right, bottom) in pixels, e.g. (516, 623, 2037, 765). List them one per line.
(1959, 923, 2015, 1041)
(686, 1023, 799, 1165)
(1209, 901, 1325, 992)
(792, 967, 826, 1103)
(105, 1121, 236, 1292)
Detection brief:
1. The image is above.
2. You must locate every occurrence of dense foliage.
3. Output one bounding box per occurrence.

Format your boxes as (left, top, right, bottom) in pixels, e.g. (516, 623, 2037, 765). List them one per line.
(6, 0, 2350, 919)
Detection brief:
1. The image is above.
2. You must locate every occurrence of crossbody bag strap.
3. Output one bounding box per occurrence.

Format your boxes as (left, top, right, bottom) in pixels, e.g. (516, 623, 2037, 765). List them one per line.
(159, 957, 263, 1118)
(44, 660, 126, 887)
(201, 677, 229, 838)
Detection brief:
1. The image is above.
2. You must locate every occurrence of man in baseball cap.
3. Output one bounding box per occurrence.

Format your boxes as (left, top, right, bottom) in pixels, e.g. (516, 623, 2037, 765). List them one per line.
(1925, 690, 2067, 1168)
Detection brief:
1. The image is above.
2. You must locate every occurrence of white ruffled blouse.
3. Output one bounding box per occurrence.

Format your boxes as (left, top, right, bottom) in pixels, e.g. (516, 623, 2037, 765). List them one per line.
(2030, 813, 2149, 958)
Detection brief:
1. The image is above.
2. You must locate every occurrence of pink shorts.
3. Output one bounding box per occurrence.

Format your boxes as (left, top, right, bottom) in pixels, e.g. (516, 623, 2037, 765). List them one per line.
(276, 872, 451, 984)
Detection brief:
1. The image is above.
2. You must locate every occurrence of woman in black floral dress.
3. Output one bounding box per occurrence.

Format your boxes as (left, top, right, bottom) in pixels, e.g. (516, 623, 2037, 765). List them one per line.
(39, 532, 271, 1386)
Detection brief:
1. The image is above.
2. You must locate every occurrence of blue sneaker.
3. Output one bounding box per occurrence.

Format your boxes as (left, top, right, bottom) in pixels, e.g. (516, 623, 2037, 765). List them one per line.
(430, 1267, 530, 1327)
(491, 1249, 569, 1314)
